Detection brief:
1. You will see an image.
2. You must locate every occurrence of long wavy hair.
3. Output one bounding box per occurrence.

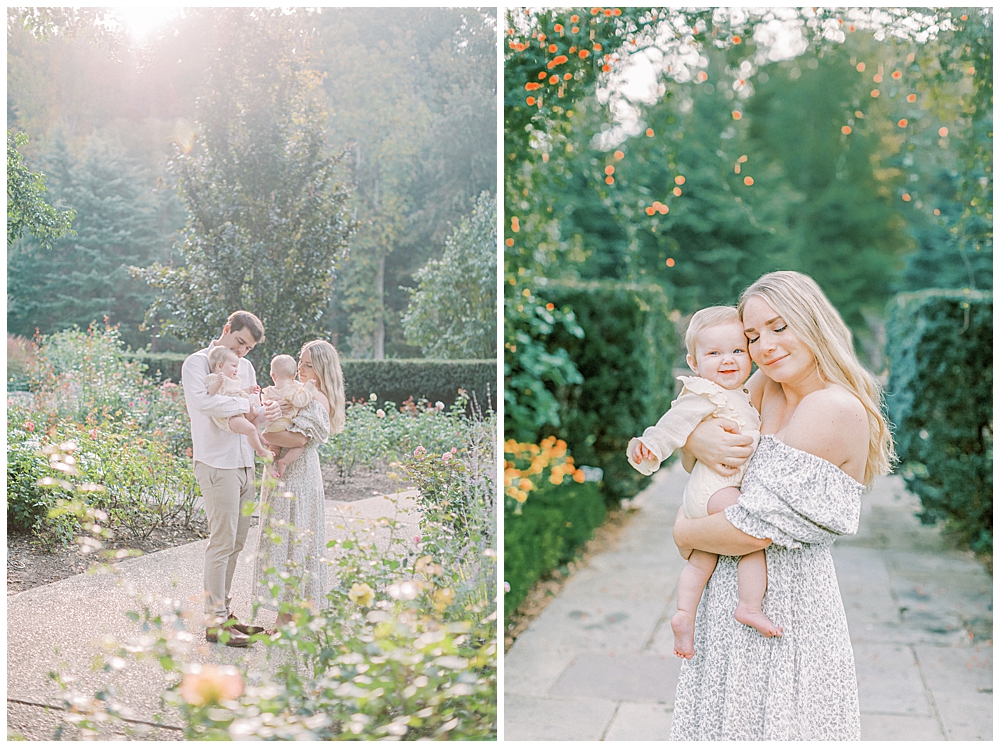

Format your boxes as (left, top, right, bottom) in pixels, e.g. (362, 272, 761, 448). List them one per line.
(738, 271, 895, 487)
(300, 340, 346, 435)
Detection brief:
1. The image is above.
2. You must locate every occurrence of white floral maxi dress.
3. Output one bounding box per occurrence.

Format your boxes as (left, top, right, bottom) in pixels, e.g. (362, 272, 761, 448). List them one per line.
(669, 435, 864, 741)
(252, 400, 330, 615)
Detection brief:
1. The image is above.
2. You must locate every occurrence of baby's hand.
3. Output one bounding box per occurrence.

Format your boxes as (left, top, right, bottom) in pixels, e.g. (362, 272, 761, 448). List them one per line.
(633, 441, 655, 463)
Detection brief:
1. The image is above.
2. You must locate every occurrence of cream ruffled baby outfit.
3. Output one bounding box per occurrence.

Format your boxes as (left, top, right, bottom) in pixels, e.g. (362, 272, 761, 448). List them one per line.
(204, 373, 253, 433)
(627, 375, 761, 518)
(262, 380, 317, 433)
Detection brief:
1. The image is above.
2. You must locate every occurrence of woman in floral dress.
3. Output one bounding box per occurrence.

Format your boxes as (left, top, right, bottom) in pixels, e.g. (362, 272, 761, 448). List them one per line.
(670, 271, 895, 740)
(253, 340, 346, 632)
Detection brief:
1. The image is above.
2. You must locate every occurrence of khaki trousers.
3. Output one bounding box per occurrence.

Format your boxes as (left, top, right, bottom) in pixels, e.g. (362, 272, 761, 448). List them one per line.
(194, 462, 255, 618)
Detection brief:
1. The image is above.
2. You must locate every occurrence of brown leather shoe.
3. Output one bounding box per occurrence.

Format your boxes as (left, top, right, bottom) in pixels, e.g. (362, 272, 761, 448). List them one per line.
(206, 620, 251, 647)
(227, 613, 265, 636)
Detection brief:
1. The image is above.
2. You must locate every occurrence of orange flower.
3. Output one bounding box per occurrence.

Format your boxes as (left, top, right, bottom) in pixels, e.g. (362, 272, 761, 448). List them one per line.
(842, 125, 852, 134)
(732, 110, 742, 120)
(614, 150, 625, 160)
(604, 165, 615, 175)
(526, 96, 536, 106)
(593, 43, 603, 51)
(645, 128, 654, 137)
(674, 175, 686, 185)
(732, 35, 742, 44)
(579, 49, 590, 59)
(554, 23, 564, 33)
(938, 127, 948, 137)
(605, 176, 614, 185)
(645, 206, 655, 216)
(548, 44, 558, 53)
(744, 176, 754, 186)
(666, 258, 675, 267)
(898, 119, 907, 128)
(525, 82, 540, 91)
(571, 14, 580, 22)
(891, 71, 902, 79)
(602, 64, 611, 72)
(180, 665, 243, 706)
(907, 93, 916, 102)
(871, 89, 880, 98)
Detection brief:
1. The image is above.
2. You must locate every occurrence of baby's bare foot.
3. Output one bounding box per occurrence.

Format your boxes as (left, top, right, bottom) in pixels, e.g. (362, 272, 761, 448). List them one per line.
(734, 603, 783, 638)
(275, 458, 289, 478)
(671, 611, 696, 659)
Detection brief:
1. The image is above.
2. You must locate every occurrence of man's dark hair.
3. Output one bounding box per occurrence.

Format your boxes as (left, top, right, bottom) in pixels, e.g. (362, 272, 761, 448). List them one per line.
(227, 310, 264, 343)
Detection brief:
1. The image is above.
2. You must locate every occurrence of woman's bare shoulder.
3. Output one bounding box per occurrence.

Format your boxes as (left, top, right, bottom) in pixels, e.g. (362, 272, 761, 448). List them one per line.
(782, 385, 867, 477)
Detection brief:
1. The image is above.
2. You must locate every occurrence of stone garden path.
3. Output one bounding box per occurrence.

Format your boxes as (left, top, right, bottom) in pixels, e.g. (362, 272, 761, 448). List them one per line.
(7, 490, 421, 740)
(504, 460, 993, 741)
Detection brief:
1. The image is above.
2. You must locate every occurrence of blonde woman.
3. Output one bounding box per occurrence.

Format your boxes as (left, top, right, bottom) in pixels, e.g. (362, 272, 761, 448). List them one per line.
(669, 271, 894, 740)
(253, 340, 346, 632)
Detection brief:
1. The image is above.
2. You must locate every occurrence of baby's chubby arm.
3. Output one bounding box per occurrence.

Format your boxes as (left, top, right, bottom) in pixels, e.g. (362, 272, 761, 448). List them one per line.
(627, 390, 717, 475)
(204, 373, 223, 397)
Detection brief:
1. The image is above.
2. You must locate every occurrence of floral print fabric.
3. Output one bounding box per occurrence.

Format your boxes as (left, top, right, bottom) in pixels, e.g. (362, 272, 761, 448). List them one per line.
(669, 435, 863, 740)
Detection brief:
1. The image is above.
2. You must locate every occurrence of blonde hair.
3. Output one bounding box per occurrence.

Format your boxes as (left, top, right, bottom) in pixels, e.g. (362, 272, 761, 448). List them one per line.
(738, 271, 895, 487)
(270, 354, 297, 380)
(208, 345, 238, 372)
(300, 340, 346, 434)
(685, 306, 741, 365)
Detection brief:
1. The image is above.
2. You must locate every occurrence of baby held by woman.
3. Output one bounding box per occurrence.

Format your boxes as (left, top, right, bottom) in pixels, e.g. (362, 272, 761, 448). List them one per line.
(261, 354, 317, 478)
(627, 306, 780, 659)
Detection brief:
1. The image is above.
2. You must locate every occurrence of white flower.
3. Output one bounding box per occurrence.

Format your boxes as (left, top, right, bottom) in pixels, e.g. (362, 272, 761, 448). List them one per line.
(376, 409, 385, 418)
(435, 401, 445, 410)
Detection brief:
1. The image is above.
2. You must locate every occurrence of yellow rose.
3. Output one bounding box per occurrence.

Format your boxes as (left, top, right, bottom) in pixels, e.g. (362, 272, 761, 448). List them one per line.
(348, 582, 375, 607)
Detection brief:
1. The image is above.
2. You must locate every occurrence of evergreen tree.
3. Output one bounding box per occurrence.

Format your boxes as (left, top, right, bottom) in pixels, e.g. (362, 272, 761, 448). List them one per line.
(133, 9, 355, 374)
(8, 133, 172, 349)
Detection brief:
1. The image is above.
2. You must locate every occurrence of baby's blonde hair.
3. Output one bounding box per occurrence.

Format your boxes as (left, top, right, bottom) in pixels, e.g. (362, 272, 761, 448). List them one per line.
(270, 354, 297, 380)
(684, 306, 741, 366)
(738, 271, 895, 487)
(208, 345, 238, 372)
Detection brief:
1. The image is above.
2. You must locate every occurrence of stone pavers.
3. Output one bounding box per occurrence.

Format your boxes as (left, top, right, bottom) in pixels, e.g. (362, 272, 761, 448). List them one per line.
(6, 491, 420, 740)
(503, 461, 993, 741)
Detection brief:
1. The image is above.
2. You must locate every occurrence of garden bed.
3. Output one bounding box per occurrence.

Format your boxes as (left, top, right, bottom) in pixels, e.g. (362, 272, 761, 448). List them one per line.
(8, 462, 412, 595)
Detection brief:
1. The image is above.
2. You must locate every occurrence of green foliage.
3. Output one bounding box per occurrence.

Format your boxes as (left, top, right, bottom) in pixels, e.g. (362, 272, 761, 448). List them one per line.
(340, 359, 496, 411)
(8, 133, 183, 350)
(45, 406, 497, 740)
(321, 395, 470, 483)
(503, 479, 605, 622)
(132, 9, 356, 372)
(403, 192, 497, 359)
(6, 129, 75, 249)
(534, 280, 678, 504)
(885, 289, 992, 554)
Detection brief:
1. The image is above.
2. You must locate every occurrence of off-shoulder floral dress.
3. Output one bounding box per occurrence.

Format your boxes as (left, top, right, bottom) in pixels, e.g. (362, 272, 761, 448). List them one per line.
(669, 435, 864, 741)
(252, 400, 330, 616)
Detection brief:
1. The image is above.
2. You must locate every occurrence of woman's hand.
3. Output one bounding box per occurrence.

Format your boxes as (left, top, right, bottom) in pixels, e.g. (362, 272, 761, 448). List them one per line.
(672, 507, 694, 560)
(683, 418, 754, 476)
(264, 398, 291, 422)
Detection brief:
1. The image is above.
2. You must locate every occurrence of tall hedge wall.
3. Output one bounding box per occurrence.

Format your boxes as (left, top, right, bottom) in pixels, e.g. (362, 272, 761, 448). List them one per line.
(538, 279, 678, 504)
(130, 352, 496, 409)
(885, 288, 992, 555)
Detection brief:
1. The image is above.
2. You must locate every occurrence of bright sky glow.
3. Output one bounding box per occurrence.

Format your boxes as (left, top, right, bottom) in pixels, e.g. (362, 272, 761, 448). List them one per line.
(110, 6, 179, 42)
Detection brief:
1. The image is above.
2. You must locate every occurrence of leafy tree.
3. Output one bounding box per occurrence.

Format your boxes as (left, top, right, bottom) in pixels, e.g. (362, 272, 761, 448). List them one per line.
(132, 9, 355, 374)
(6, 129, 74, 248)
(8, 133, 179, 349)
(402, 192, 497, 359)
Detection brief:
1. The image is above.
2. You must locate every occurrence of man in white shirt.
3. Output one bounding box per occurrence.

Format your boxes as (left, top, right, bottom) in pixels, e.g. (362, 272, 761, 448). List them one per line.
(182, 310, 267, 647)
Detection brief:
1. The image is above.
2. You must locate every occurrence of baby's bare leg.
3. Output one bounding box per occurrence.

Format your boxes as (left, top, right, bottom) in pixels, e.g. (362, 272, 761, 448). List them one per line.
(734, 550, 782, 638)
(274, 445, 306, 478)
(671, 550, 718, 660)
(706, 485, 742, 514)
(228, 416, 271, 458)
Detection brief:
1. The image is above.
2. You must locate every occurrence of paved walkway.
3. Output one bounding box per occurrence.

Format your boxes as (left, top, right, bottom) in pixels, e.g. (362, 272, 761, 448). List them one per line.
(504, 460, 992, 741)
(7, 491, 421, 740)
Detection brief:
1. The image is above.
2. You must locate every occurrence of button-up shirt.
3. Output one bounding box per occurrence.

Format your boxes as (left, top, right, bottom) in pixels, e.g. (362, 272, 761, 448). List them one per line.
(182, 343, 259, 469)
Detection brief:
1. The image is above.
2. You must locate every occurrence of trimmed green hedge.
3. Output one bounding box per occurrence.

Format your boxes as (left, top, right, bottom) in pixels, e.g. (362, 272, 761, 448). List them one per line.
(503, 480, 606, 623)
(129, 353, 496, 409)
(885, 289, 992, 555)
(342, 359, 497, 410)
(538, 280, 678, 504)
